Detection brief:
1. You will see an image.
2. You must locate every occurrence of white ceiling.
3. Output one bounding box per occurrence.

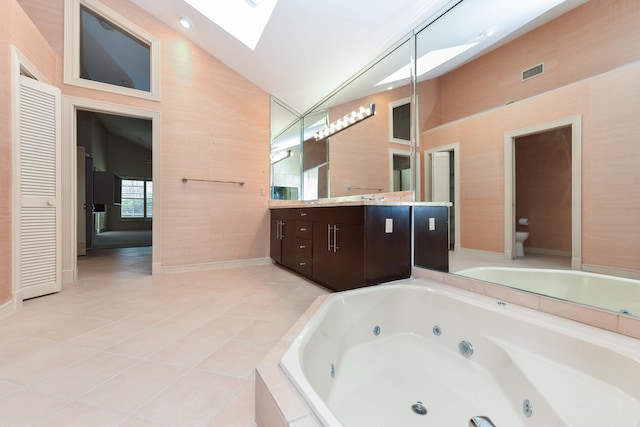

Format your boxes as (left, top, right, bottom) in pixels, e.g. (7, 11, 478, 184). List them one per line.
(130, 0, 586, 115)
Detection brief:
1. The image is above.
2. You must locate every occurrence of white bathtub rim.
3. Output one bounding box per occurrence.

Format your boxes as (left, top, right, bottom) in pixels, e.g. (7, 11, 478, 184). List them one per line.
(279, 279, 640, 427)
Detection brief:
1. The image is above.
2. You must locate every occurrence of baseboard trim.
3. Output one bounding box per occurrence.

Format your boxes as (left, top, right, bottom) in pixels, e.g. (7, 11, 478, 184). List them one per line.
(62, 268, 76, 286)
(160, 257, 273, 274)
(0, 291, 23, 321)
(458, 247, 505, 259)
(525, 247, 572, 257)
(582, 264, 640, 280)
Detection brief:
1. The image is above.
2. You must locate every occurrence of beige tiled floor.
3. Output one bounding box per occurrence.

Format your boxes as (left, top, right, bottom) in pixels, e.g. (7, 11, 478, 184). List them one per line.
(0, 247, 328, 427)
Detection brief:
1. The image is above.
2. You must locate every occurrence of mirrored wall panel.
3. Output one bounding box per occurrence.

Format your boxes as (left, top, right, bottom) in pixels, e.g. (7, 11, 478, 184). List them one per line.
(270, 98, 302, 200)
(415, 0, 640, 316)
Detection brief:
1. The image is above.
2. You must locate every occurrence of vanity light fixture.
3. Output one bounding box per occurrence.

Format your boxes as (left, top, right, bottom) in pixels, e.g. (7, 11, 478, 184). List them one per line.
(314, 104, 376, 140)
(179, 16, 193, 29)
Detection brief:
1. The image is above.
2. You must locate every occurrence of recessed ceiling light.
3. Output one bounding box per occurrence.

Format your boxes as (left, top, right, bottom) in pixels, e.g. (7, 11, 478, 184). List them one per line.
(179, 16, 193, 29)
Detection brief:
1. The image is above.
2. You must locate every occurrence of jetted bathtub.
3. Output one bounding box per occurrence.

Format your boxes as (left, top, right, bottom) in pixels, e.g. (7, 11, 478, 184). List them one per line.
(280, 281, 640, 427)
(456, 267, 640, 315)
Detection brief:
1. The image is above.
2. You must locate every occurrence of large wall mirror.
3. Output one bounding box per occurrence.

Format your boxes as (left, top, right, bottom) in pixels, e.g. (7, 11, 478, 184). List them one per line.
(416, 0, 640, 318)
(270, 38, 415, 200)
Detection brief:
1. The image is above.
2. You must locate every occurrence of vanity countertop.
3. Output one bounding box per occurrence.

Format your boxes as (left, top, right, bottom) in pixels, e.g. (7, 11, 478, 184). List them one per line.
(270, 191, 452, 209)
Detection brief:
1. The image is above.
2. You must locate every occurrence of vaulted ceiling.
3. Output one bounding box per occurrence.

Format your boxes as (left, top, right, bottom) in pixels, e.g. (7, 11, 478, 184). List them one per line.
(131, 0, 586, 114)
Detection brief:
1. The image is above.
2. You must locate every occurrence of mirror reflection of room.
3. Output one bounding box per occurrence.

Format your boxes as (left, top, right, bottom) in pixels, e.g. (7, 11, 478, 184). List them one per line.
(414, 0, 639, 316)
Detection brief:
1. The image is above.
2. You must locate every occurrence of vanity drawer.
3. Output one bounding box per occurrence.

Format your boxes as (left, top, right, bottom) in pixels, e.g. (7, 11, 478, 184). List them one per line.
(296, 238, 312, 257)
(296, 221, 313, 238)
(296, 209, 315, 220)
(295, 255, 313, 276)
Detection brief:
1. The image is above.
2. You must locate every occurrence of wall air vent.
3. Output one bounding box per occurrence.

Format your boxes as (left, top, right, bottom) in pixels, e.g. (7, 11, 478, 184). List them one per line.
(521, 63, 544, 81)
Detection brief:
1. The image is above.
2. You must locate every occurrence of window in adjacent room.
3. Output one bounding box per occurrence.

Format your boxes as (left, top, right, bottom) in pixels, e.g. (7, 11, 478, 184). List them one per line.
(64, 0, 160, 100)
(121, 179, 153, 219)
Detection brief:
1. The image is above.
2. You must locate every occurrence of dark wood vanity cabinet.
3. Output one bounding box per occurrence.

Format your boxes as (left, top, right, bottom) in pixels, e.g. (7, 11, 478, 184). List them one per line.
(270, 205, 411, 291)
(312, 207, 366, 291)
(413, 205, 449, 272)
(270, 209, 296, 270)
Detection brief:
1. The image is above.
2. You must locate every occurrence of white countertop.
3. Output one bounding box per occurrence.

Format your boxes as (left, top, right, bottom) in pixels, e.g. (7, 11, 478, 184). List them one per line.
(270, 191, 452, 208)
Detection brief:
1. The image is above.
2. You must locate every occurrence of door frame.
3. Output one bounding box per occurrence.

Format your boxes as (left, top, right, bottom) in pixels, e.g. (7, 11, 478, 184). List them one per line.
(503, 115, 582, 268)
(61, 97, 163, 281)
(423, 142, 460, 252)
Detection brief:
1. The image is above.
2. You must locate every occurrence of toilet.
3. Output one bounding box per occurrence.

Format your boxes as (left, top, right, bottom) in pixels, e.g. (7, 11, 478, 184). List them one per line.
(515, 231, 529, 257)
(515, 217, 529, 257)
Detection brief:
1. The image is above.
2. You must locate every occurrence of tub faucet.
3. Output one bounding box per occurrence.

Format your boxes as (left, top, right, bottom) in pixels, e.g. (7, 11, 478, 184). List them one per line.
(469, 416, 496, 427)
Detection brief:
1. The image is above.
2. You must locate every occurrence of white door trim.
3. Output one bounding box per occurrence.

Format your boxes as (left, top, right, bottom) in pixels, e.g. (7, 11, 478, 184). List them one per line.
(503, 115, 582, 268)
(61, 97, 163, 280)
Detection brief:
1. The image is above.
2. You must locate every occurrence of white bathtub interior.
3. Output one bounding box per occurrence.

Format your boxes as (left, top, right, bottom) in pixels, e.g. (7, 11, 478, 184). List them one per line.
(280, 281, 640, 427)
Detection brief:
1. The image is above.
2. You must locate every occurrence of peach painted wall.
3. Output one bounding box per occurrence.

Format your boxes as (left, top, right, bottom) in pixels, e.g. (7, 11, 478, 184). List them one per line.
(0, 1, 58, 305)
(438, 0, 640, 124)
(417, 0, 640, 271)
(17, 0, 271, 267)
(0, 6, 12, 306)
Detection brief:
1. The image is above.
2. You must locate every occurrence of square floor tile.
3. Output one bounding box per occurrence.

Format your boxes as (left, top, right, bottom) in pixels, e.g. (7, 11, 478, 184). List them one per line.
(196, 340, 271, 379)
(137, 370, 244, 427)
(32, 402, 128, 427)
(78, 360, 186, 415)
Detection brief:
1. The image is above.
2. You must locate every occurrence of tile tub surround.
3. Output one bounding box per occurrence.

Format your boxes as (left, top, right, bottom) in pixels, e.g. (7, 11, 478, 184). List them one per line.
(255, 296, 328, 427)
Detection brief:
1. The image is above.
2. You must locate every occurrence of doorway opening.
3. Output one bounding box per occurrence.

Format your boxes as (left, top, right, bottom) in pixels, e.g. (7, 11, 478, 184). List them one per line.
(424, 143, 460, 251)
(77, 110, 152, 254)
(504, 116, 582, 269)
(64, 97, 162, 281)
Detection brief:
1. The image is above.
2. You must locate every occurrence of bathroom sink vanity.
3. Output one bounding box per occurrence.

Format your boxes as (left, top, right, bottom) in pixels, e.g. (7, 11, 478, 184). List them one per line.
(270, 202, 412, 291)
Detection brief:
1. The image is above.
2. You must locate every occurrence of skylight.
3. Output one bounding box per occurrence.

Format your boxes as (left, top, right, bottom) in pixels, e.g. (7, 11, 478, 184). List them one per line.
(183, 0, 278, 50)
(376, 43, 478, 86)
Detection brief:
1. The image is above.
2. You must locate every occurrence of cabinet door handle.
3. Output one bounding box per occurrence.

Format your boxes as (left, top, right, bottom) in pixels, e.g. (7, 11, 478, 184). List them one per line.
(300, 212, 307, 217)
(327, 224, 340, 252)
(280, 220, 285, 240)
(299, 245, 306, 249)
(299, 262, 307, 266)
(300, 227, 307, 232)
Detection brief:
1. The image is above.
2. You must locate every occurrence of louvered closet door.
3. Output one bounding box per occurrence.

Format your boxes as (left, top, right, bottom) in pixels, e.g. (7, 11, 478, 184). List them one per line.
(18, 76, 62, 299)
